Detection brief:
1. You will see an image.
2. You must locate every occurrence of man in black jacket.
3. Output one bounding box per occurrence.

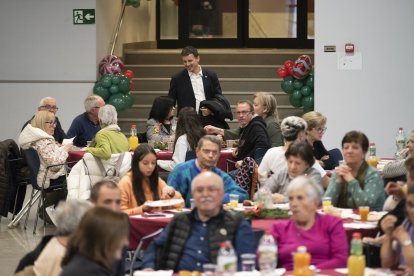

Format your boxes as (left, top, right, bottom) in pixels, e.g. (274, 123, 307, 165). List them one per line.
(168, 46, 223, 113)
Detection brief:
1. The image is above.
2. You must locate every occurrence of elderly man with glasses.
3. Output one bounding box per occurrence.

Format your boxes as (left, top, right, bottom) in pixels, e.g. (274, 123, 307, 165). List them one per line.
(205, 100, 271, 165)
(21, 97, 67, 143)
(67, 95, 105, 147)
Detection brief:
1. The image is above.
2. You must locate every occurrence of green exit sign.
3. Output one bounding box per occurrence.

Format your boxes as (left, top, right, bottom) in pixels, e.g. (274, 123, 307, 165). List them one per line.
(73, 9, 95, 25)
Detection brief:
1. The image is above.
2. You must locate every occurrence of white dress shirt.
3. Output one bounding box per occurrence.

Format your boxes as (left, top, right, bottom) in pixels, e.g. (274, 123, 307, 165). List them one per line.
(188, 67, 205, 112)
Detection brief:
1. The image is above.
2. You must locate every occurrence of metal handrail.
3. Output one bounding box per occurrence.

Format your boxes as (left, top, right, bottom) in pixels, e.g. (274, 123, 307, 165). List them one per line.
(110, 0, 128, 55)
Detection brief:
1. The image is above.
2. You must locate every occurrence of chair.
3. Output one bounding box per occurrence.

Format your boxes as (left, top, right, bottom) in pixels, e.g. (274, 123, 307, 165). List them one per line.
(23, 148, 70, 234)
(234, 157, 259, 200)
(7, 156, 30, 219)
(328, 148, 343, 167)
(128, 228, 164, 274)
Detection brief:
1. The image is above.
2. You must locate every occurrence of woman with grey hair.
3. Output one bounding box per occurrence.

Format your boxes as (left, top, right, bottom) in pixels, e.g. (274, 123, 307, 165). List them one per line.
(258, 116, 329, 187)
(84, 104, 129, 160)
(271, 176, 348, 270)
(17, 200, 93, 276)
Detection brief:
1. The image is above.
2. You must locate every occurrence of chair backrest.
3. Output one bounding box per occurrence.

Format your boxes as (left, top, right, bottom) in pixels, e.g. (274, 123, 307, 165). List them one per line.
(235, 157, 259, 200)
(22, 148, 41, 189)
(328, 148, 343, 167)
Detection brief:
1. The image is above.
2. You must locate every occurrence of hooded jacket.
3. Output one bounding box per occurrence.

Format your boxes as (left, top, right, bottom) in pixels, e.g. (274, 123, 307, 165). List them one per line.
(19, 124, 68, 188)
(237, 116, 270, 160)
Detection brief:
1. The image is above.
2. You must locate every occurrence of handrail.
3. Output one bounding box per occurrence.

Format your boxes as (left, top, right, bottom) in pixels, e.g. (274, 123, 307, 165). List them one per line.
(110, 0, 128, 55)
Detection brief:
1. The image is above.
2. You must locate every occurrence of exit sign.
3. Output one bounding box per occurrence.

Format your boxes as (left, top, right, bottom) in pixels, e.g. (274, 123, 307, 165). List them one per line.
(73, 9, 95, 25)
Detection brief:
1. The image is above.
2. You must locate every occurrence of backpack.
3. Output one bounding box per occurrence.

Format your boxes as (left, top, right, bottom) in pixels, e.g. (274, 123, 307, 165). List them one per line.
(83, 153, 125, 184)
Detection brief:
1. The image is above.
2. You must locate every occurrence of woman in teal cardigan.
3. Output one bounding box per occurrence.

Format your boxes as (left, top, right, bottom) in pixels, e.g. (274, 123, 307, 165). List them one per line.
(324, 131, 385, 211)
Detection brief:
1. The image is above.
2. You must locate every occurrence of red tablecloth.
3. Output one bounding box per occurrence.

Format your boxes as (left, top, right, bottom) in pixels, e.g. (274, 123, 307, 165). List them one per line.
(67, 148, 236, 172)
(128, 214, 378, 250)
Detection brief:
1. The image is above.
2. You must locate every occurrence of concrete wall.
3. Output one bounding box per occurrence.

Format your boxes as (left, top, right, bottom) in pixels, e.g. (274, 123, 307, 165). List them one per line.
(0, 0, 156, 142)
(315, 0, 414, 157)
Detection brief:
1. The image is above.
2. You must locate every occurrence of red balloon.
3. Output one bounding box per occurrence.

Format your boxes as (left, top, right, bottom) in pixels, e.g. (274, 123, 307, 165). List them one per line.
(124, 69, 135, 80)
(129, 81, 135, 91)
(284, 60, 294, 69)
(287, 66, 294, 76)
(277, 67, 287, 78)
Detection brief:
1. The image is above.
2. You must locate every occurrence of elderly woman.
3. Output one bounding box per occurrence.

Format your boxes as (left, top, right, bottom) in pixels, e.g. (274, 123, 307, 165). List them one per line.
(272, 176, 348, 270)
(381, 184, 414, 273)
(302, 111, 336, 170)
(259, 141, 323, 203)
(19, 110, 71, 188)
(253, 92, 283, 147)
(85, 104, 129, 160)
(61, 207, 129, 275)
(324, 131, 385, 211)
(146, 96, 177, 142)
(15, 200, 93, 276)
(258, 116, 329, 187)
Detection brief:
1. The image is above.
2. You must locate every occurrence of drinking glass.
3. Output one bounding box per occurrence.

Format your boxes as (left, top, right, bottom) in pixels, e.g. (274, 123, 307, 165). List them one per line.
(203, 263, 216, 275)
(241, 253, 256, 271)
(359, 206, 370, 221)
(322, 197, 332, 213)
(229, 194, 239, 208)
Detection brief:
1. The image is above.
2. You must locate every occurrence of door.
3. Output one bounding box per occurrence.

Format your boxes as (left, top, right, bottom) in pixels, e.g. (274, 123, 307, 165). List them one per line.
(156, 0, 313, 49)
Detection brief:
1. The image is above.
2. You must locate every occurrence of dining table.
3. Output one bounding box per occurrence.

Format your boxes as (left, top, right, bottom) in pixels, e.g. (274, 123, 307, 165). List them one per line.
(127, 207, 381, 251)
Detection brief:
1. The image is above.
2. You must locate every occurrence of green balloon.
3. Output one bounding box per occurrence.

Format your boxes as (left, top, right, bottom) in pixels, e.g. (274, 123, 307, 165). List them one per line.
(93, 84, 109, 100)
(302, 95, 314, 112)
(108, 93, 127, 112)
(118, 79, 130, 93)
(293, 79, 304, 90)
(109, 85, 119, 94)
(290, 90, 303, 107)
(301, 85, 312, 96)
(306, 74, 314, 89)
(100, 78, 112, 88)
(111, 75, 121, 85)
(123, 93, 134, 108)
(282, 77, 294, 94)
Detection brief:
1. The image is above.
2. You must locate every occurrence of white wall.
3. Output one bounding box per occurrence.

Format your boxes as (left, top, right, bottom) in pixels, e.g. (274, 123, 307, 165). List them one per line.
(315, 0, 414, 157)
(0, 0, 156, 142)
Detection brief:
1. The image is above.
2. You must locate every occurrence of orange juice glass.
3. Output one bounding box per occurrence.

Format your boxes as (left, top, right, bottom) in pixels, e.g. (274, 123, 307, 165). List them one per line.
(359, 206, 370, 222)
(229, 194, 239, 208)
(322, 197, 332, 212)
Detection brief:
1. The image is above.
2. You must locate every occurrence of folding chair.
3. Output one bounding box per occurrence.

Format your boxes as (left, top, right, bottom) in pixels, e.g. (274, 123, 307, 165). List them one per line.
(7, 156, 30, 219)
(128, 228, 164, 274)
(22, 148, 71, 234)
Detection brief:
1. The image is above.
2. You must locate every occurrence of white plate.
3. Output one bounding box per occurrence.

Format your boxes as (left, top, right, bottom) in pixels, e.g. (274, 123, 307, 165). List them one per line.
(144, 199, 184, 207)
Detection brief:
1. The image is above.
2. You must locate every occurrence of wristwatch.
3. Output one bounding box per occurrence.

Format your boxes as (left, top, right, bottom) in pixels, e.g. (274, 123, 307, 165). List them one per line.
(401, 239, 412, 247)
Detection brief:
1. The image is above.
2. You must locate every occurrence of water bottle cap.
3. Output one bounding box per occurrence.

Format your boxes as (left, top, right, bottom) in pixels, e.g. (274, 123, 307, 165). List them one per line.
(297, 246, 307, 253)
(369, 143, 375, 146)
(352, 232, 362, 239)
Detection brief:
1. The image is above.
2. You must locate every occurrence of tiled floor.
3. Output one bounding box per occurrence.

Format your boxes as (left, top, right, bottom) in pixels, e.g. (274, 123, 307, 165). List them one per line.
(0, 187, 55, 275)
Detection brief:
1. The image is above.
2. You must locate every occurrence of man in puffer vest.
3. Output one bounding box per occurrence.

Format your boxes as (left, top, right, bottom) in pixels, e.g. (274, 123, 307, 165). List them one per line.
(141, 171, 256, 272)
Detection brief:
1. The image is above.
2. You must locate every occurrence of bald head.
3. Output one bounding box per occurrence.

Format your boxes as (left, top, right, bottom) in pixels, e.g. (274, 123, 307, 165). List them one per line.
(191, 172, 224, 221)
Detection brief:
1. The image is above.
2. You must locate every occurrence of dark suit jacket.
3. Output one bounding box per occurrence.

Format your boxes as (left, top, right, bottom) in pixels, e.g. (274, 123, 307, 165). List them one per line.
(168, 68, 222, 112)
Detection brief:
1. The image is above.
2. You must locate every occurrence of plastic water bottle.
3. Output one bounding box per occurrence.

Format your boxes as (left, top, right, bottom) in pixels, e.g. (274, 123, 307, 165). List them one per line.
(395, 127, 406, 159)
(257, 186, 273, 209)
(216, 241, 237, 276)
(348, 232, 365, 276)
(258, 232, 277, 275)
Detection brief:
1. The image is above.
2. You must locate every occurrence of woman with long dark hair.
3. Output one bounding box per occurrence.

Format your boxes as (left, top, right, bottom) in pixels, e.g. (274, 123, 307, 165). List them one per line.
(158, 107, 205, 171)
(146, 96, 177, 141)
(117, 144, 183, 215)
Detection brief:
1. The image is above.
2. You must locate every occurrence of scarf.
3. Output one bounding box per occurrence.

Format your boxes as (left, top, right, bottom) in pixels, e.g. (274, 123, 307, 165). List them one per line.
(337, 160, 369, 208)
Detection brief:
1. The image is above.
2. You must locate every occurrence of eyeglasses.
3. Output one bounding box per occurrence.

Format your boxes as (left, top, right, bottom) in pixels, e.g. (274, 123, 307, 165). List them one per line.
(236, 111, 252, 116)
(45, 121, 57, 126)
(201, 149, 219, 156)
(40, 105, 59, 111)
(314, 127, 327, 133)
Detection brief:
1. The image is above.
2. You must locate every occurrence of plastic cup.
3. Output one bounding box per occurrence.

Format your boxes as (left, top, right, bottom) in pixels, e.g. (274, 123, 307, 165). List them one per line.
(241, 253, 256, 271)
(190, 198, 195, 210)
(203, 263, 216, 275)
(359, 206, 370, 221)
(229, 194, 239, 208)
(322, 197, 332, 212)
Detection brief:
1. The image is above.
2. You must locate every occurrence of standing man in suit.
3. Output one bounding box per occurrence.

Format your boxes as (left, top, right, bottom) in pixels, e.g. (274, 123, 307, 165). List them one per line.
(168, 46, 223, 113)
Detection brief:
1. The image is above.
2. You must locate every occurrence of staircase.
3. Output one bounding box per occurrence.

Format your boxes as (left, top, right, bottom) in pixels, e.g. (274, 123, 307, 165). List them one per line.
(119, 48, 314, 133)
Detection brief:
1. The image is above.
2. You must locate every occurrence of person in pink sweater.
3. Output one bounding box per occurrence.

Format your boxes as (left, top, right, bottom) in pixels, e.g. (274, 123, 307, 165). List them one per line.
(271, 176, 348, 270)
(117, 144, 183, 215)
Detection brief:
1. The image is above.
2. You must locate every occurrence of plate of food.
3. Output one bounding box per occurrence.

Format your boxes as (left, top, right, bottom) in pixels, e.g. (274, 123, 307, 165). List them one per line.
(144, 199, 184, 208)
